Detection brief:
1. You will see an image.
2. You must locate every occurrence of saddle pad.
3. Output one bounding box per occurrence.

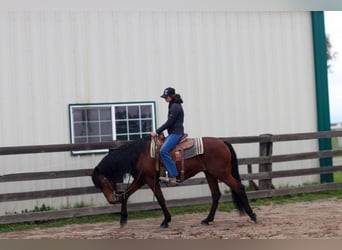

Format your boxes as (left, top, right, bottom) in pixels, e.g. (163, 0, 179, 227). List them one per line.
(150, 137, 204, 159)
(150, 139, 157, 158)
(183, 138, 204, 159)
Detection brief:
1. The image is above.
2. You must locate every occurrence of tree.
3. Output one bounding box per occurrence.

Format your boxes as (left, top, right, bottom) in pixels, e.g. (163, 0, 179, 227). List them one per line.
(326, 34, 337, 72)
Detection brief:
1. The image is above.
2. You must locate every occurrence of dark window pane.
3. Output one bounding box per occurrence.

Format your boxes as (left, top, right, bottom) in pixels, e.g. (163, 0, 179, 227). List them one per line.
(100, 121, 112, 135)
(115, 106, 126, 119)
(100, 108, 111, 120)
(140, 105, 152, 118)
(73, 108, 87, 122)
(101, 136, 113, 142)
(88, 109, 99, 120)
(88, 136, 100, 142)
(141, 120, 152, 132)
(129, 120, 140, 133)
(88, 122, 100, 136)
(74, 137, 87, 143)
(128, 106, 139, 118)
(74, 123, 87, 136)
(116, 135, 128, 140)
(116, 121, 127, 134)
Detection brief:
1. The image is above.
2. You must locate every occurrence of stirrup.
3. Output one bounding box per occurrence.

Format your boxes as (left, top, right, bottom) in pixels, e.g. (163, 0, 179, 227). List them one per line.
(159, 176, 178, 184)
(159, 176, 170, 182)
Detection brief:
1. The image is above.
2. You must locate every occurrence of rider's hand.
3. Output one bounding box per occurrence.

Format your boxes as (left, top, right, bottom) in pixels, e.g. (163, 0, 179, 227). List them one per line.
(150, 131, 158, 137)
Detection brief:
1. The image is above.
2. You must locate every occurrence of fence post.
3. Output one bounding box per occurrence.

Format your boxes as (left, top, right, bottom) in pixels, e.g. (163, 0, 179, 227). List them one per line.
(259, 134, 273, 190)
(247, 164, 258, 190)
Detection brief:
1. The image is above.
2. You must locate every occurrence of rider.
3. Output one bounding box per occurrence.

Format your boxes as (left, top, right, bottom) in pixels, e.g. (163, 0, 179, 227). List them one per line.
(151, 87, 184, 183)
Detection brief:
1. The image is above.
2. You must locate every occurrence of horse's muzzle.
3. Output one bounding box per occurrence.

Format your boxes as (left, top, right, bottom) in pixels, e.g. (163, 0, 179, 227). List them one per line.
(109, 191, 125, 204)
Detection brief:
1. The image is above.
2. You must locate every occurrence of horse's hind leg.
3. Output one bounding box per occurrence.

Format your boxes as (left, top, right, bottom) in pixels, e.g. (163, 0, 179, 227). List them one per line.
(225, 176, 257, 222)
(201, 173, 221, 225)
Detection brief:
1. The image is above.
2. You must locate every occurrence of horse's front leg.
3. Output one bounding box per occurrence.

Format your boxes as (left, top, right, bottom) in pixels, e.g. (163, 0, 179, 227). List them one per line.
(146, 180, 171, 228)
(155, 189, 171, 228)
(119, 181, 144, 227)
(119, 198, 128, 227)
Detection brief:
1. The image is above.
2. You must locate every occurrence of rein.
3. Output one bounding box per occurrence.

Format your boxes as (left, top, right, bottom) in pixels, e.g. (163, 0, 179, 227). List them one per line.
(115, 140, 151, 200)
(152, 137, 159, 201)
(121, 138, 159, 202)
(100, 175, 125, 201)
(153, 136, 160, 171)
(99, 138, 156, 202)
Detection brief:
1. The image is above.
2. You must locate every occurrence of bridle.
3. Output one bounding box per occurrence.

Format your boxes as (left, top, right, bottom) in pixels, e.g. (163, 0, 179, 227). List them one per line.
(100, 144, 149, 202)
(99, 175, 121, 201)
(101, 140, 158, 202)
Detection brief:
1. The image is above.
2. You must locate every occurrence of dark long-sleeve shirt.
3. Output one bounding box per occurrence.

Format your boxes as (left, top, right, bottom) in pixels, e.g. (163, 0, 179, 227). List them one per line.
(156, 98, 184, 135)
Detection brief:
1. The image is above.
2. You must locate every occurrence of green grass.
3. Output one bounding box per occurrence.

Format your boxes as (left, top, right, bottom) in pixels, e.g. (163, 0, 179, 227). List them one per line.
(1, 189, 342, 234)
(331, 136, 342, 183)
(334, 172, 342, 182)
(332, 137, 342, 149)
(333, 136, 342, 182)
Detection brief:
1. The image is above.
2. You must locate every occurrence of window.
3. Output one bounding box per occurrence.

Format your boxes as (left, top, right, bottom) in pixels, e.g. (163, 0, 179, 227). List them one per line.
(69, 102, 156, 154)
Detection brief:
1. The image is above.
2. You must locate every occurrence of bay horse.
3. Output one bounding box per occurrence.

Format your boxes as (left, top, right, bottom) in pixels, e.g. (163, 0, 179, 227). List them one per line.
(91, 136, 256, 228)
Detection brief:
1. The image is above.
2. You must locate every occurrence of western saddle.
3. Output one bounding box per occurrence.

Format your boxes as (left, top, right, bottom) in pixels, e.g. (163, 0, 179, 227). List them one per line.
(154, 133, 193, 182)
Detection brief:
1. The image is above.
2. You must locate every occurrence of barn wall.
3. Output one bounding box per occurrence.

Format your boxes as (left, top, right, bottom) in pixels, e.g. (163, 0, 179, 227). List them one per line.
(0, 8, 320, 214)
(0, 11, 317, 145)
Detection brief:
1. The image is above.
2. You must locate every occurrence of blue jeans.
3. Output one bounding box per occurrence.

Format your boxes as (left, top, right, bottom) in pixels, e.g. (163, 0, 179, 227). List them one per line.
(160, 133, 183, 178)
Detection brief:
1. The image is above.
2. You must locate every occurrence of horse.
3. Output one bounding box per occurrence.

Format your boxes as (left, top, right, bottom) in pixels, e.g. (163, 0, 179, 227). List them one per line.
(91, 136, 257, 228)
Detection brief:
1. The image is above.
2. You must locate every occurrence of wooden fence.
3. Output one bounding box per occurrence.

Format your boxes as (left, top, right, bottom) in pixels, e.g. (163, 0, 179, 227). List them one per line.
(1, 130, 342, 224)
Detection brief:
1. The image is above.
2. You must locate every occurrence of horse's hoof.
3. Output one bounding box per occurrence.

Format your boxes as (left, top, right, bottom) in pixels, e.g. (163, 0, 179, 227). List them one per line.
(120, 220, 127, 228)
(250, 213, 257, 223)
(160, 223, 169, 228)
(201, 220, 210, 226)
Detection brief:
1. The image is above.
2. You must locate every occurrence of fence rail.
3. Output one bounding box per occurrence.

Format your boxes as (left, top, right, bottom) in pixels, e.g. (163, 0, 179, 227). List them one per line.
(1, 130, 342, 224)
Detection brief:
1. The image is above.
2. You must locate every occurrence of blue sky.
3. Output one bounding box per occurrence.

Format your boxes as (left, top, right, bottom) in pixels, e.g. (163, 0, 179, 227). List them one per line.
(325, 11, 342, 124)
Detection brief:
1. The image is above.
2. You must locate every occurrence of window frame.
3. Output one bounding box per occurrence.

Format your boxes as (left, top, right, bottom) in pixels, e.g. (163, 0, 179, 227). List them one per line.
(68, 101, 156, 155)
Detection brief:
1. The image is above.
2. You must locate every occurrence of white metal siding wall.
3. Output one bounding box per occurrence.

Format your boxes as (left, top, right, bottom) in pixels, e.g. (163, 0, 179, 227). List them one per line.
(0, 11, 317, 144)
(0, 10, 319, 214)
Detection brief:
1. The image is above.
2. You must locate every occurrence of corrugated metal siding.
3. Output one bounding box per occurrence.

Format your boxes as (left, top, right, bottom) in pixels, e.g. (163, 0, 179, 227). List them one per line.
(0, 11, 317, 143)
(0, 10, 319, 214)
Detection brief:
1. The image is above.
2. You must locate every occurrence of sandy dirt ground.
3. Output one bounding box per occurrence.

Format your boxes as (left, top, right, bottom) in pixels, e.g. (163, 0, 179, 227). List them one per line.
(1, 198, 342, 239)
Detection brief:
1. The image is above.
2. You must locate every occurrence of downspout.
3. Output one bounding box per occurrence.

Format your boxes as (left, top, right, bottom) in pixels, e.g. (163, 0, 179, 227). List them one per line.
(311, 11, 333, 183)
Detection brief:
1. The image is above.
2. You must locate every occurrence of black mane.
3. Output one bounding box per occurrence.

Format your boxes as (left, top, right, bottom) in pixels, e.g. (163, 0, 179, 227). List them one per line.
(94, 137, 150, 182)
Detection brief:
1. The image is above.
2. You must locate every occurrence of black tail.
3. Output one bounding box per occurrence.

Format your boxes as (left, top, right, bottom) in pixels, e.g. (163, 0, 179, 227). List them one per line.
(224, 141, 246, 215)
(224, 141, 241, 181)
